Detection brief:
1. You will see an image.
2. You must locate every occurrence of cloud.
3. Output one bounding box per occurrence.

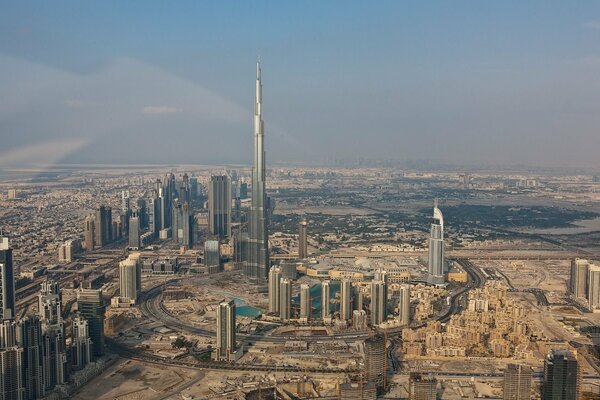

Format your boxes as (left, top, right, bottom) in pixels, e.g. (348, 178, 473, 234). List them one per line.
(582, 21, 600, 30)
(141, 105, 181, 114)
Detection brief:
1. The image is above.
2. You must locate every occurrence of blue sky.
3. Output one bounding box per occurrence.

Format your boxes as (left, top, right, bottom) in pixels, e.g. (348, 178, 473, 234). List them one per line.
(1, 2, 600, 168)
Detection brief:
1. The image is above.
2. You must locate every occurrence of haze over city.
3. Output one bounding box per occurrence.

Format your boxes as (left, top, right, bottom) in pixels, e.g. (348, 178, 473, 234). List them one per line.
(2, 2, 600, 168)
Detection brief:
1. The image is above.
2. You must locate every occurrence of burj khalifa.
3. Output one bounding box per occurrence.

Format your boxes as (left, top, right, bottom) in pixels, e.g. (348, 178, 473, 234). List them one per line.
(245, 62, 269, 283)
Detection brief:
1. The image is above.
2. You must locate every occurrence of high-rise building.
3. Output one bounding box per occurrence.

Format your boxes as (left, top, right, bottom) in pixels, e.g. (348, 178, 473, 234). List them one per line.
(0, 319, 25, 400)
(95, 205, 112, 247)
(398, 284, 411, 325)
(300, 284, 311, 320)
(121, 190, 130, 214)
(268, 266, 281, 314)
(322, 280, 331, 321)
(408, 373, 437, 400)
(375, 268, 388, 316)
(204, 240, 221, 273)
(354, 285, 366, 313)
(128, 210, 141, 250)
(352, 310, 368, 330)
(298, 219, 308, 259)
(0, 237, 16, 320)
(17, 315, 45, 400)
(569, 258, 589, 300)
(148, 194, 160, 236)
(214, 300, 236, 361)
(181, 202, 194, 249)
(232, 227, 248, 271)
(364, 334, 386, 394)
(588, 264, 600, 310)
(119, 253, 141, 303)
(71, 314, 93, 370)
(503, 363, 532, 400)
(38, 280, 66, 390)
(189, 177, 198, 201)
(370, 280, 387, 326)
(208, 175, 232, 238)
(279, 278, 292, 320)
(428, 202, 445, 285)
(340, 280, 352, 320)
(77, 289, 105, 357)
(246, 62, 270, 284)
(84, 215, 95, 250)
(543, 349, 580, 400)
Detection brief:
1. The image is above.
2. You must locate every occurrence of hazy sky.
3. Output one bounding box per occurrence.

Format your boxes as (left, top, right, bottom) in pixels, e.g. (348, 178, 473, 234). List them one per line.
(1, 2, 600, 168)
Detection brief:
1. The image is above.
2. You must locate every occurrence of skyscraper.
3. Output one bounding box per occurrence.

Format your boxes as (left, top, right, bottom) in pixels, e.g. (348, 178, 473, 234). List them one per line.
(71, 314, 93, 371)
(214, 300, 236, 361)
(279, 278, 292, 320)
(208, 175, 232, 238)
(340, 280, 352, 321)
(39, 280, 66, 390)
(428, 201, 445, 285)
(588, 264, 600, 310)
(398, 284, 411, 326)
(364, 334, 386, 394)
(300, 284, 311, 320)
(95, 205, 112, 247)
(370, 280, 386, 326)
(569, 258, 589, 300)
(77, 289, 105, 357)
(543, 349, 580, 400)
(17, 315, 45, 400)
(0, 237, 16, 320)
(128, 210, 141, 250)
(408, 373, 437, 400)
(39, 280, 61, 325)
(119, 253, 141, 303)
(83, 215, 95, 250)
(322, 280, 331, 321)
(246, 62, 270, 284)
(204, 240, 221, 273)
(0, 319, 24, 400)
(268, 266, 281, 314)
(298, 219, 308, 259)
(503, 363, 532, 400)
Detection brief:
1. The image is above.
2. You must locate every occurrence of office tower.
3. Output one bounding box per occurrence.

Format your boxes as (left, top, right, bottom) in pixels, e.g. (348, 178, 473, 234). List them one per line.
(95, 205, 113, 247)
(71, 314, 92, 370)
(364, 334, 386, 394)
(17, 315, 45, 400)
(353, 310, 368, 330)
(121, 190, 130, 214)
(588, 264, 600, 310)
(322, 280, 331, 320)
(503, 364, 532, 400)
(354, 285, 366, 312)
(119, 253, 141, 303)
(209, 175, 232, 238)
(298, 219, 308, 259)
(148, 195, 160, 236)
(172, 200, 183, 243)
(398, 284, 411, 325)
(543, 349, 580, 400)
(375, 268, 389, 316)
(181, 202, 194, 248)
(136, 198, 148, 229)
(77, 289, 105, 357)
(279, 278, 292, 320)
(0, 237, 16, 320)
(39, 280, 61, 325)
(232, 227, 248, 271)
(370, 280, 386, 326)
(340, 280, 352, 320)
(180, 173, 191, 204)
(569, 258, 589, 299)
(239, 182, 248, 199)
(84, 215, 95, 250)
(246, 62, 270, 284)
(158, 186, 169, 230)
(268, 266, 281, 314)
(128, 210, 141, 250)
(409, 373, 437, 400)
(428, 201, 445, 285)
(0, 319, 25, 400)
(189, 177, 198, 201)
(204, 240, 221, 273)
(215, 300, 236, 361)
(233, 197, 242, 223)
(300, 284, 311, 320)
(58, 239, 78, 263)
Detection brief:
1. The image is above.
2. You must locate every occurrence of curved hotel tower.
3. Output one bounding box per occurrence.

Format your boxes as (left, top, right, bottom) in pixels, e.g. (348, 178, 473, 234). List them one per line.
(428, 201, 445, 285)
(245, 62, 270, 283)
